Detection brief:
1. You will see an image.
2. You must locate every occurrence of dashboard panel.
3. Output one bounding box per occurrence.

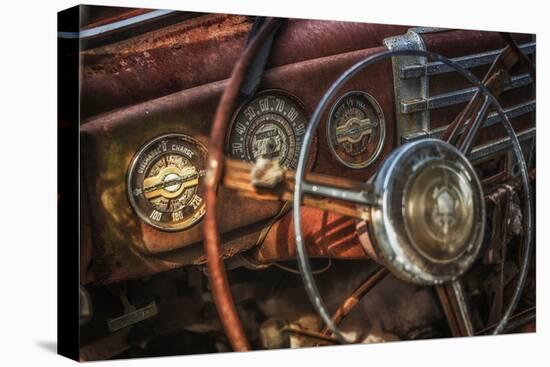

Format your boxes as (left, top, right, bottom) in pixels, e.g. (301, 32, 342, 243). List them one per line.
(80, 43, 396, 283)
(79, 17, 534, 285)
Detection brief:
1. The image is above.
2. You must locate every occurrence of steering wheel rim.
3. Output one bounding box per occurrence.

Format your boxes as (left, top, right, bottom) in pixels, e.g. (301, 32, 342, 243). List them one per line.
(203, 17, 283, 351)
(292, 49, 533, 342)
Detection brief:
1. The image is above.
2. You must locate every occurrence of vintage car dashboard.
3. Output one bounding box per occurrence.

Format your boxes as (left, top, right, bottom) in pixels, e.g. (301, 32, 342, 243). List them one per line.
(78, 13, 535, 286)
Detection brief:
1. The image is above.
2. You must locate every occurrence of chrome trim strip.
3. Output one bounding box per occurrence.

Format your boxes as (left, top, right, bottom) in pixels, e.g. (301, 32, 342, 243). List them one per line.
(401, 73, 532, 114)
(469, 127, 536, 161)
(402, 126, 536, 163)
(58, 9, 176, 39)
(484, 100, 535, 126)
(400, 42, 536, 79)
(401, 100, 536, 143)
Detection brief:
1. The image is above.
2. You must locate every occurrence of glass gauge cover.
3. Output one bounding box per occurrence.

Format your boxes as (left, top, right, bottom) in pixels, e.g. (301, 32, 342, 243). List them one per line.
(327, 91, 386, 169)
(127, 133, 208, 231)
(227, 91, 310, 169)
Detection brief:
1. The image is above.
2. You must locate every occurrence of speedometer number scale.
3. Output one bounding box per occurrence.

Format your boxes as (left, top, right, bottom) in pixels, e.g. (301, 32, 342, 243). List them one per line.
(228, 91, 309, 169)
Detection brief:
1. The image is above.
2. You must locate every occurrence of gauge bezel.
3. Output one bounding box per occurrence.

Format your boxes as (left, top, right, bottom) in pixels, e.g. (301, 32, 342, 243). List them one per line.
(126, 132, 208, 232)
(326, 90, 386, 169)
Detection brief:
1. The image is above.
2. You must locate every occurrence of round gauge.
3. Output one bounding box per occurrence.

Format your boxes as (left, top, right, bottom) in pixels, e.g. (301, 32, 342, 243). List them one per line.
(327, 91, 386, 169)
(127, 133, 208, 232)
(227, 91, 309, 169)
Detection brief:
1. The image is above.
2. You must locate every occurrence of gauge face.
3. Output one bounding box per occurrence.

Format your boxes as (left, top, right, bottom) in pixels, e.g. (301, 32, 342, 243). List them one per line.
(327, 91, 386, 169)
(127, 134, 208, 232)
(227, 91, 309, 169)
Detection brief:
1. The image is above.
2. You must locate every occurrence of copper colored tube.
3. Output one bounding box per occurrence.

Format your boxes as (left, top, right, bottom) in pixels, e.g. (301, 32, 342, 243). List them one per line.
(203, 18, 283, 352)
(321, 267, 389, 336)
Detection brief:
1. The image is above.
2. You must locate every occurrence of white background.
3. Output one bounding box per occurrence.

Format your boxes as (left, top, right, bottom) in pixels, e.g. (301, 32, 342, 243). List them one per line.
(0, 0, 547, 365)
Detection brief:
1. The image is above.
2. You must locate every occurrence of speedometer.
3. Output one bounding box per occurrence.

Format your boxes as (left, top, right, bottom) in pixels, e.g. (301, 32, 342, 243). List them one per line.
(227, 91, 310, 169)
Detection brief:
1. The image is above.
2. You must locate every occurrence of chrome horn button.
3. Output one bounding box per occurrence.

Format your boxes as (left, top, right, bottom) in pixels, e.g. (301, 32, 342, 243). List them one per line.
(368, 139, 485, 285)
(404, 161, 476, 263)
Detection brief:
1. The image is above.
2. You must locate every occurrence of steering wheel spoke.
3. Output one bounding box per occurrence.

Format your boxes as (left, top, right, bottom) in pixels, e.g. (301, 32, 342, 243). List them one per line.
(223, 158, 372, 220)
(436, 280, 474, 337)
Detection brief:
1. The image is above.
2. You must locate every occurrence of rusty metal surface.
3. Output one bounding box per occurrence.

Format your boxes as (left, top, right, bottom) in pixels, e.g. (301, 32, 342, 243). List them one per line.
(81, 8, 154, 30)
(81, 23, 534, 286)
(81, 44, 396, 284)
(81, 80, 280, 257)
(80, 6, 153, 29)
(80, 15, 409, 120)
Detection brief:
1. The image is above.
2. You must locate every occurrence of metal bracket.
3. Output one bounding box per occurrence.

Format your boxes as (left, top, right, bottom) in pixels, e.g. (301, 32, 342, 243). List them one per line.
(384, 28, 444, 143)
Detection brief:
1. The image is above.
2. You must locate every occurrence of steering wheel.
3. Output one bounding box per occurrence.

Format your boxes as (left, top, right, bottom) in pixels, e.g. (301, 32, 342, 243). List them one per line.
(203, 18, 533, 349)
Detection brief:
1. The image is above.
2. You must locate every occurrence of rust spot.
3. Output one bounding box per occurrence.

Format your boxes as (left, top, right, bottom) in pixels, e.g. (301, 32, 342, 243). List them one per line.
(82, 14, 251, 56)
